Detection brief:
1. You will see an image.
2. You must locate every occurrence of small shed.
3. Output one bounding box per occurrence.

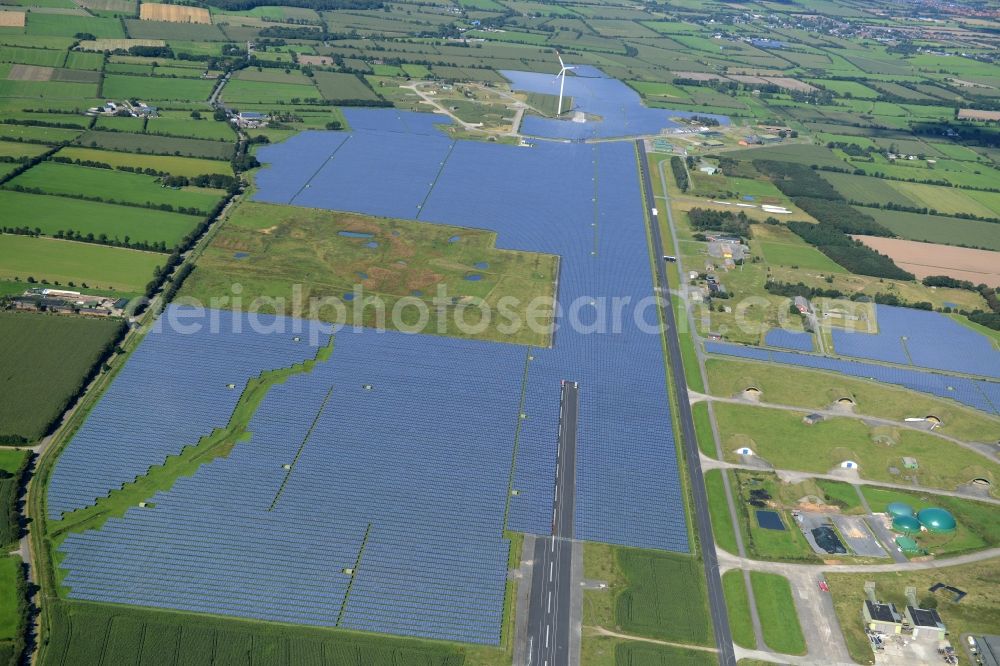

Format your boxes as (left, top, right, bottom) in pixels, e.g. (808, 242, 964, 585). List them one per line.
(905, 606, 946, 641)
(803, 413, 824, 426)
(902, 456, 919, 470)
(863, 600, 903, 634)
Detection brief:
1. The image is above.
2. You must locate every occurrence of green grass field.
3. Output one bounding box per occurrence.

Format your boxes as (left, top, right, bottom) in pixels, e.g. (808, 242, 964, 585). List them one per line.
(26, 13, 124, 38)
(0, 311, 122, 442)
(714, 402, 1000, 495)
(7, 162, 223, 213)
(733, 471, 818, 562)
(860, 208, 1000, 252)
(613, 642, 717, 665)
(181, 202, 560, 347)
(0, 234, 161, 292)
(526, 91, 573, 116)
(54, 147, 232, 178)
(77, 130, 234, 160)
(101, 74, 214, 102)
(0, 449, 28, 547)
(705, 469, 739, 555)
(41, 600, 467, 666)
(704, 357, 1000, 444)
(0, 190, 202, 247)
(145, 117, 235, 142)
(721, 570, 755, 649)
(750, 572, 805, 654)
(755, 225, 846, 273)
(312, 70, 379, 101)
(223, 79, 320, 104)
(615, 549, 712, 646)
(0, 557, 22, 641)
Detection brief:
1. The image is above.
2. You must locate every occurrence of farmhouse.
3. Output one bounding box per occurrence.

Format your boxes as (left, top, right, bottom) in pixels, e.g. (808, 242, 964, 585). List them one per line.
(233, 111, 268, 129)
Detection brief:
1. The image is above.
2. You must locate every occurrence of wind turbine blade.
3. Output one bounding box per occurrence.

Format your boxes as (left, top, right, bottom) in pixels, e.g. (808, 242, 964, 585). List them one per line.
(557, 51, 565, 69)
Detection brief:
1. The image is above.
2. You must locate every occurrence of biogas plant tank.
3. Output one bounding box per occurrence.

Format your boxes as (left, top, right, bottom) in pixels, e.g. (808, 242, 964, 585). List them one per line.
(891, 515, 921, 534)
(917, 507, 957, 533)
(886, 502, 914, 519)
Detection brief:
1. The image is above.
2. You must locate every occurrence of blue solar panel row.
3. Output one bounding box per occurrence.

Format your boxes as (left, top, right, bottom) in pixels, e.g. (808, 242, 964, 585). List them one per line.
(705, 341, 1000, 416)
(52, 99, 690, 645)
(502, 66, 729, 139)
(764, 328, 814, 351)
(48, 310, 329, 519)
(60, 328, 524, 644)
(832, 305, 1000, 379)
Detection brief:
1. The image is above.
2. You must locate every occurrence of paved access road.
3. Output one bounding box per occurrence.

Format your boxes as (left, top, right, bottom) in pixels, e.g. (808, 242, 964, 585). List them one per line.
(525, 381, 579, 666)
(636, 139, 737, 666)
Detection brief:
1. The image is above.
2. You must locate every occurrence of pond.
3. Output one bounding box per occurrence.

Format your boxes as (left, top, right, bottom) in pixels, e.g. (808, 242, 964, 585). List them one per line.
(339, 231, 374, 239)
(755, 510, 785, 531)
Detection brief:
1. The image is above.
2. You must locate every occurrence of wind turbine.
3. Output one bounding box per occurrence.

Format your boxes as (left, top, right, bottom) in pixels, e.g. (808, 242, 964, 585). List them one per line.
(555, 51, 574, 116)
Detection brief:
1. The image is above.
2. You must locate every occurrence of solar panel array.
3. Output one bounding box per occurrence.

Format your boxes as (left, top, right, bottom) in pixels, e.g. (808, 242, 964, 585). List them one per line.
(52, 100, 690, 644)
(705, 341, 1000, 416)
(61, 329, 523, 645)
(764, 328, 814, 351)
(48, 310, 328, 519)
(832, 305, 1000, 379)
(502, 66, 730, 140)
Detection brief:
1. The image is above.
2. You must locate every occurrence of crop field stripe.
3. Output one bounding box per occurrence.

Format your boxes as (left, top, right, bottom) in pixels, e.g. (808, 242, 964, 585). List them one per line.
(290, 135, 352, 203)
(415, 139, 457, 219)
(337, 522, 372, 628)
(502, 347, 534, 532)
(268, 385, 334, 511)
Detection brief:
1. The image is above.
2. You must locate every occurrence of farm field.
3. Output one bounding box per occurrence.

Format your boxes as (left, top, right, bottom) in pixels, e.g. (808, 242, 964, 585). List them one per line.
(754, 223, 846, 273)
(54, 146, 232, 178)
(40, 601, 469, 666)
(312, 70, 380, 101)
(0, 311, 123, 443)
(615, 549, 712, 646)
(145, 117, 234, 141)
(0, 190, 202, 247)
(180, 201, 560, 347)
(861, 208, 1000, 252)
(853, 236, 1000, 287)
(6, 162, 223, 213)
(222, 79, 319, 104)
(100, 74, 214, 102)
(76, 130, 235, 160)
(0, 234, 162, 292)
(0, 556, 21, 642)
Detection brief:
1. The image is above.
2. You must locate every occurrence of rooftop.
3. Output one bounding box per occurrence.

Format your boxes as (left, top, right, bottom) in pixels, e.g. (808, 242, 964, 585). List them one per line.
(865, 600, 900, 623)
(906, 606, 944, 628)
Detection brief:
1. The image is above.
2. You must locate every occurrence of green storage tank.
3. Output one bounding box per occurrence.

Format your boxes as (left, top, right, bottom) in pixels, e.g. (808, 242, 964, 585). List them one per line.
(887, 502, 914, 519)
(891, 515, 921, 534)
(917, 507, 956, 533)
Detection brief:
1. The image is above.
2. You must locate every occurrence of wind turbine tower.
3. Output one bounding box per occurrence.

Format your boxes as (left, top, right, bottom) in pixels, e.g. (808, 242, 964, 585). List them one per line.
(555, 51, 574, 116)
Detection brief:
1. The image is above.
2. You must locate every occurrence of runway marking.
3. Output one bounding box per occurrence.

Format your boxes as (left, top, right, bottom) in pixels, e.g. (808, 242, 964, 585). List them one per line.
(545, 625, 550, 648)
(547, 591, 552, 613)
(549, 561, 554, 582)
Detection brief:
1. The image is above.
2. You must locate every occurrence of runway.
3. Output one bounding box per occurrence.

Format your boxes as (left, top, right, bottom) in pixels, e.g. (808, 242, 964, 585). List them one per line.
(524, 380, 578, 666)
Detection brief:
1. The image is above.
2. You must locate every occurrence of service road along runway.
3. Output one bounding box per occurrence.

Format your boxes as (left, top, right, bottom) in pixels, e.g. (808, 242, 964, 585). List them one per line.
(636, 139, 737, 666)
(525, 380, 578, 666)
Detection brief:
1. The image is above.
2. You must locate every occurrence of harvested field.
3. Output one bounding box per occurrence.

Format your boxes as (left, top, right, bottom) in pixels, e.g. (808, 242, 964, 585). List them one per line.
(958, 108, 1000, 121)
(763, 76, 817, 93)
(139, 3, 211, 24)
(853, 235, 1000, 287)
(298, 54, 334, 67)
(0, 11, 25, 27)
(7, 64, 53, 81)
(77, 38, 165, 51)
(672, 71, 728, 81)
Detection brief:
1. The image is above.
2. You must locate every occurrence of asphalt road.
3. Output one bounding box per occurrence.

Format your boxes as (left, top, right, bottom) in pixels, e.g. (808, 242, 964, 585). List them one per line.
(525, 381, 578, 666)
(636, 139, 737, 666)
